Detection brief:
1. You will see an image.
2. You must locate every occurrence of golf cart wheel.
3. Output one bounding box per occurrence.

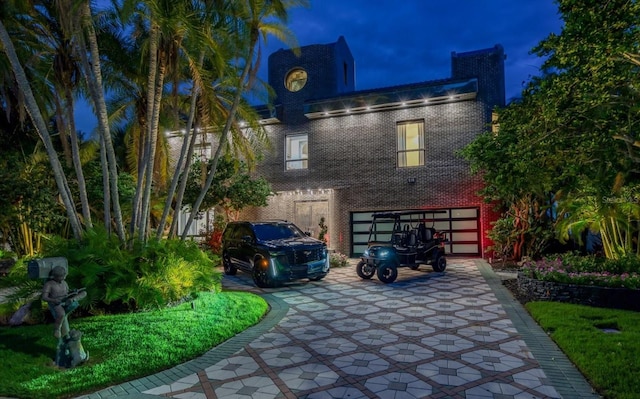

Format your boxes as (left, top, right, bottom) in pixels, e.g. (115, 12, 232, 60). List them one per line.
(432, 255, 447, 272)
(408, 264, 420, 270)
(356, 260, 376, 279)
(222, 251, 237, 275)
(377, 263, 398, 284)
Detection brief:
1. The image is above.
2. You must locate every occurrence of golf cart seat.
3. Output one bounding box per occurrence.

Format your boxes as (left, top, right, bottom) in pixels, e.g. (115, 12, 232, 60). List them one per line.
(418, 223, 436, 243)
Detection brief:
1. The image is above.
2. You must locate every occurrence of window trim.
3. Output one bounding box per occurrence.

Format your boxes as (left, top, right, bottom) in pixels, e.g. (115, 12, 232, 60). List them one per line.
(285, 133, 309, 170)
(396, 120, 425, 168)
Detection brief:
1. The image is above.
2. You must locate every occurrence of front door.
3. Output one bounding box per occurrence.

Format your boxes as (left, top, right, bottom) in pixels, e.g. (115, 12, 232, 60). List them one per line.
(294, 200, 329, 242)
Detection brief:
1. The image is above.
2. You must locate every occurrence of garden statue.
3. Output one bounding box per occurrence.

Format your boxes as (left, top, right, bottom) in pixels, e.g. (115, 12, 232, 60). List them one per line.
(41, 265, 89, 368)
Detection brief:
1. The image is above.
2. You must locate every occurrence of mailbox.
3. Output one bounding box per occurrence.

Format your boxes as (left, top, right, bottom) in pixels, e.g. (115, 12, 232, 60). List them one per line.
(27, 257, 68, 280)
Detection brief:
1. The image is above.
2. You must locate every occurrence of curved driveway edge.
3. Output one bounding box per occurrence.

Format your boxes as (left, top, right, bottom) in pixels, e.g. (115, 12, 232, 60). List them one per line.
(78, 259, 601, 399)
(475, 260, 599, 399)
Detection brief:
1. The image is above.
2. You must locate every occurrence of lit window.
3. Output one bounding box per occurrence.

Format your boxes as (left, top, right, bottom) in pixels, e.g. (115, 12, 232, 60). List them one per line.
(397, 121, 425, 167)
(285, 68, 308, 92)
(286, 134, 308, 170)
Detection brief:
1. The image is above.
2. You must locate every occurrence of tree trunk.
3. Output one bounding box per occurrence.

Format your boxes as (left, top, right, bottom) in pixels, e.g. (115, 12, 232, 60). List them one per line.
(64, 86, 93, 228)
(131, 23, 159, 241)
(156, 51, 205, 239)
(139, 46, 166, 241)
(77, 1, 125, 242)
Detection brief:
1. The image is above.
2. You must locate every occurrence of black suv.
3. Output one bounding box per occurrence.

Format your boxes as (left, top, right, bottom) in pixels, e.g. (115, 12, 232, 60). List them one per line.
(221, 220, 330, 288)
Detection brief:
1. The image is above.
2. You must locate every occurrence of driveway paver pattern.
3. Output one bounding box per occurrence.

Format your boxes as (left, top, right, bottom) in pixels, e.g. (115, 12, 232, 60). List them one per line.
(79, 259, 600, 399)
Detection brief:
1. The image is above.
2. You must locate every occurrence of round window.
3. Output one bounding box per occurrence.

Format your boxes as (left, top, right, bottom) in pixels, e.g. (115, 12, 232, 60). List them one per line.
(285, 68, 307, 92)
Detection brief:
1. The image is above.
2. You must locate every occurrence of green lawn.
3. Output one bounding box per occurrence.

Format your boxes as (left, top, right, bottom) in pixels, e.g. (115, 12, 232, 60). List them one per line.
(526, 302, 640, 399)
(0, 291, 267, 399)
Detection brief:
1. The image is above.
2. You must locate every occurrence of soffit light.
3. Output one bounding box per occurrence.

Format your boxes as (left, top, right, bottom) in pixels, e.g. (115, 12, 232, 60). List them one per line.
(303, 78, 478, 119)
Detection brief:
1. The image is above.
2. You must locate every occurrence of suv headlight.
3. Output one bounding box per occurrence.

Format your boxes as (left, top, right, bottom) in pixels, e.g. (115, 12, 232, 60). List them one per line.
(255, 258, 270, 270)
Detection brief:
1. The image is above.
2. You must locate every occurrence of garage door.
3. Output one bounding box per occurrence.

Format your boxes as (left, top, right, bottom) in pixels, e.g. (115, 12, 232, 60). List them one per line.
(350, 208, 480, 257)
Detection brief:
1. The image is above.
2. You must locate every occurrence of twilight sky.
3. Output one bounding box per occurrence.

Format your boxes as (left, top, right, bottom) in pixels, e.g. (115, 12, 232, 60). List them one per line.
(75, 0, 563, 133)
(259, 0, 563, 101)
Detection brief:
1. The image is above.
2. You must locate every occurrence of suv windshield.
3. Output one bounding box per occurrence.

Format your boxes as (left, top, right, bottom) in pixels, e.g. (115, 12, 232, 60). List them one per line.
(253, 223, 305, 241)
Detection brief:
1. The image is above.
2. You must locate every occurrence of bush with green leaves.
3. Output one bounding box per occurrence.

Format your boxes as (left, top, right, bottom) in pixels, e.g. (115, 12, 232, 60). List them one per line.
(41, 228, 222, 313)
(329, 252, 349, 268)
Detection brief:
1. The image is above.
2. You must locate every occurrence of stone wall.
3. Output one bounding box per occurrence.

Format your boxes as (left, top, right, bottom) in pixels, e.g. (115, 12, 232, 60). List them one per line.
(517, 272, 640, 312)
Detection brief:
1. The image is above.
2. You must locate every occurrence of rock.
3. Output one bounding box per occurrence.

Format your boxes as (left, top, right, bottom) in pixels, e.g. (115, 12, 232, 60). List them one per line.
(9, 302, 32, 326)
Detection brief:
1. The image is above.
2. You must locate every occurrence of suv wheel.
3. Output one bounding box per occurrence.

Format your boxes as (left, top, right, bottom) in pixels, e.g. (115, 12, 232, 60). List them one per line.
(222, 251, 237, 275)
(356, 260, 376, 279)
(432, 255, 447, 272)
(252, 257, 275, 288)
(377, 263, 398, 284)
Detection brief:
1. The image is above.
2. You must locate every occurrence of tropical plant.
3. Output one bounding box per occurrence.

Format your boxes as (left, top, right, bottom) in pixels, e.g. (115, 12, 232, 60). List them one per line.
(0, 1, 84, 240)
(39, 227, 222, 312)
(556, 182, 640, 259)
(461, 0, 640, 261)
(183, 156, 273, 221)
(201, 213, 227, 256)
(179, 0, 307, 240)
(318, 217, 328, 243)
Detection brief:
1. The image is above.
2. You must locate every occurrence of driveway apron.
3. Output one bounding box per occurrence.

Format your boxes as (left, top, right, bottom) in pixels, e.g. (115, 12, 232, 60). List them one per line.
(81, 259, 599, 399)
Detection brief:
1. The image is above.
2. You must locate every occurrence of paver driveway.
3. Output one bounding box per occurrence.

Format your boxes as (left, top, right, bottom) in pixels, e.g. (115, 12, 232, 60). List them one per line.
(82, 259, 599, 399)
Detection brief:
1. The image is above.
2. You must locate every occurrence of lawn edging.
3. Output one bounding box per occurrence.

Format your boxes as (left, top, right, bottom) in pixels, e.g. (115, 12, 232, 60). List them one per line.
(517, 272, 640, 311)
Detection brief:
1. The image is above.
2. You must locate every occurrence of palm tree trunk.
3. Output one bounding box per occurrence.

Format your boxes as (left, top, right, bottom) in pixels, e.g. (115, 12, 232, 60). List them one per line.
(170, 121, 200, 238)
(77, 1, 125, 241)
(64, 86, 93, 228)
(100, 135, 112, 233)
(156, 51, 205, 239)
(0, 20, 84, 240)
(139, 49, 166, 241)
(131, 23, 159, 240)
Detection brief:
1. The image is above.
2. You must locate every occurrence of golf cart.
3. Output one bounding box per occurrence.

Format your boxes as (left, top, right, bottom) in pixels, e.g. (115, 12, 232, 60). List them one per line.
(356, 210, 448, 283)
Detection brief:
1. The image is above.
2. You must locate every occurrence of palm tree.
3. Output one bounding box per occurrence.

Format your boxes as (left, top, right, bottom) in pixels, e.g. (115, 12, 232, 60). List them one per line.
(0, 3, 84, 240)
(34, 0, 93, 229)
(180, 0, 306, 239)
(114, 0, 211, 241)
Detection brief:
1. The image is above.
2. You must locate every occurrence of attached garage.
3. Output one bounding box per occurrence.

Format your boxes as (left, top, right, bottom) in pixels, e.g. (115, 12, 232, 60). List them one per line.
(350, 208, 481, 257)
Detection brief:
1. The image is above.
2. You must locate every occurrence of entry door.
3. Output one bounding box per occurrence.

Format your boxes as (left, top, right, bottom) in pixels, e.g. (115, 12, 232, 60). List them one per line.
(294, 201, 329, 241)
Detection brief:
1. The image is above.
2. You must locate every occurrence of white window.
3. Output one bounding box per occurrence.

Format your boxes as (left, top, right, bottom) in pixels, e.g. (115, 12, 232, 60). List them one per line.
(286, 134, 308, 170)
(397, 121, 425, 167)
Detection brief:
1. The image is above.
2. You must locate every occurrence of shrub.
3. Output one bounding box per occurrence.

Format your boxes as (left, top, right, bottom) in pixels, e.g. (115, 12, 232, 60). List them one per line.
(329, 252, 349, 268)
(41, 227, 222, 313)
(521, 253, 640, 289)
(201, 214, 226, 256)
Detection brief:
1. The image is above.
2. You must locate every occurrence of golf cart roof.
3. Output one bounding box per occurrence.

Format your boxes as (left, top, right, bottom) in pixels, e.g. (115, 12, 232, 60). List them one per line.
(371, 209, 448, 219)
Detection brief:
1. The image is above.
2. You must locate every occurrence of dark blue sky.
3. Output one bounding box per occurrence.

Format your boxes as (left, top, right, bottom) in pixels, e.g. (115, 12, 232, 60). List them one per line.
(75, 0, 563, 133)
(260, 0, 563, 101)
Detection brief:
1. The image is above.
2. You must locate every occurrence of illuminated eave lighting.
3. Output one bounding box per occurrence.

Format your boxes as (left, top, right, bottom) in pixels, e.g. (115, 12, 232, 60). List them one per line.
(257, 117, 280, 125)
(304, 91, 476, 119)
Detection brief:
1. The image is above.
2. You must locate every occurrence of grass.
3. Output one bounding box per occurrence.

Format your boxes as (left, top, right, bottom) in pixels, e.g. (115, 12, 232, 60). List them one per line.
(0, 291, 268, 399)
(526, 302, 640, 399)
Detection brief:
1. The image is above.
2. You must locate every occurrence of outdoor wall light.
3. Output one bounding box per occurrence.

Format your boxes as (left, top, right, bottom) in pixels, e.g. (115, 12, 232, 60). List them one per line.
(407, 177, 417, 184)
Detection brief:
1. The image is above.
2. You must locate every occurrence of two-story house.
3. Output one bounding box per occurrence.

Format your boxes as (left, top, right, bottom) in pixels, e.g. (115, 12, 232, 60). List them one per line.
(240, 36, 506, 258)
(223, 36, 505, 258)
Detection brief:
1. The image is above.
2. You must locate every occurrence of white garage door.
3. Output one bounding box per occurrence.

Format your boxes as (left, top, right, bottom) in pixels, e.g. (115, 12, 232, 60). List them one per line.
(350, 208, 480, 257)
